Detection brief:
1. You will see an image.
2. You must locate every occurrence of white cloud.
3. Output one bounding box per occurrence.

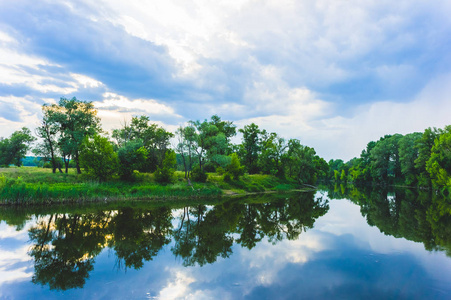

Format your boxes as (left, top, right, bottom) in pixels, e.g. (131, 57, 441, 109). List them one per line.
(71, 73, 103, 89)
(157, 269, 195, 300)
(0, 96, 41, 137)
(96, 92, 182, 133)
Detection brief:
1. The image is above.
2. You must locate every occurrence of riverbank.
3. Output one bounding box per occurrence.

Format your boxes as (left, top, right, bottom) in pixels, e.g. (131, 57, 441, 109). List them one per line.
(0, 167, 305, 205)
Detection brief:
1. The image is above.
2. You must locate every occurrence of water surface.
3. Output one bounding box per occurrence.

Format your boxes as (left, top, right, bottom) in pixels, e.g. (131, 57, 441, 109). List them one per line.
(1, 188, 450, 299)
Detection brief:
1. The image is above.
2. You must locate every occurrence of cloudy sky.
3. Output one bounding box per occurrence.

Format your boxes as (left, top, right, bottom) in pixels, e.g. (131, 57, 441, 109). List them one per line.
(1, 0, 450, 161)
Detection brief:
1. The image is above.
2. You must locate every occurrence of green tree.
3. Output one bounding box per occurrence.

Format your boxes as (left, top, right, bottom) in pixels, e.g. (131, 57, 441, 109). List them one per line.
(79, 135, 118, 181)
(329, 159, 344, 180)
(259, 132, 287, 176)
(238, 123, 262, 174)
(415, 127, 440, 187)
(285, 139, 318, 185)
(370, 134, 402, 183)
(48, 97, 101, 174)
(398, 132, 422, 185)
(175, 125, 197, 178)
(0, 127, 36, 167)
(155, 150, 177, 183)
(112, 116, 173, 172)
(34, 105, 63, 173)
(117, 141, 148, 181)
(426, 126, 451, 189)
(340, 169, 347, 182)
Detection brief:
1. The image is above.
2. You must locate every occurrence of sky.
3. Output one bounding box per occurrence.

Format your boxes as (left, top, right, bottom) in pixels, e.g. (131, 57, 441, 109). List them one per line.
(1, 0, 451, 161)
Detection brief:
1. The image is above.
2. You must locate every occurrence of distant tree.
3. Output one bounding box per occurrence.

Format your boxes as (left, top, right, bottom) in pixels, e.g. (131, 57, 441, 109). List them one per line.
(415, 127, 441, 187)
(370, 134, 402, 183)
(0, 127, 36, 167)
(79, 135, 117, 181)
(426, 126, 451, 189)
(398, 132, 422, 185)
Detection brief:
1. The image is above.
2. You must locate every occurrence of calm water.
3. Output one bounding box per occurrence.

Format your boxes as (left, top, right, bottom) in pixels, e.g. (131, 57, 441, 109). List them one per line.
(1, 187, 451, 299)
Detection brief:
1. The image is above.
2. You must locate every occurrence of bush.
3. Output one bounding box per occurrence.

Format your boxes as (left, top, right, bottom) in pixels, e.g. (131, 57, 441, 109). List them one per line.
(226, 153, 244, 180)
(0, 174, 5, 189)
(117, 141, 148, 181)
(79, 135, 118, 182)
(216, 166, 225, 175)
(155, 150, 176, 184)
(191, 165, 208, 182)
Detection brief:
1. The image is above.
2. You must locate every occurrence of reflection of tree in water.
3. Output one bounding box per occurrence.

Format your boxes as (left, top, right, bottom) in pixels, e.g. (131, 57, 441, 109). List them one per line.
(108, 207, 172, 269)
(25, 192, 329, 290)
(29, 211, 112, 290)
(330, 184, 451, 256)
(172, 193, 329, 266)
(172, 205, 233, 266)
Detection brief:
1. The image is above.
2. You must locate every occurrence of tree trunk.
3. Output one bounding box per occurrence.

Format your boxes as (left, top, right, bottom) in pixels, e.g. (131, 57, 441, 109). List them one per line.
(75, 151, 82, 174)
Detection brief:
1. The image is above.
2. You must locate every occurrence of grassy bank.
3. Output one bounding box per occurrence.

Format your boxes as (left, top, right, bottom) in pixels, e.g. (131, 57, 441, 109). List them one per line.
(0, 167, 303, 205)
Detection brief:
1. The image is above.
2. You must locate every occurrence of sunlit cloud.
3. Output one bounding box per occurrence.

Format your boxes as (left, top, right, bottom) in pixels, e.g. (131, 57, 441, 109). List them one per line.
(0, 96, 41, 137)
(157, 269, 195, 300)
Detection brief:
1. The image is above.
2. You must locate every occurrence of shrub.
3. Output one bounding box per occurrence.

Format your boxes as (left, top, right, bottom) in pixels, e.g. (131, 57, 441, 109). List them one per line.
(191, 165, 208, 182)
(216, 166, 225, 175)
(117, 141, 148, 181)
(155, 150, 176, 184)
(226, 153, 244, 180)
(79, 135, 118, 182)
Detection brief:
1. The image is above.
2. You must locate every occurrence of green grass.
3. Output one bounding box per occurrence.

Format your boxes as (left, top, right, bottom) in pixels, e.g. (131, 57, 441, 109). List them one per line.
(0, 167, 305, 205)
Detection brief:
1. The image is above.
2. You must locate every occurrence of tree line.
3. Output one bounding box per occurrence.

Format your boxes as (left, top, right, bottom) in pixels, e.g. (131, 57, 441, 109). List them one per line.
(329, 126, 451, 191)
(0, 97, 328, 185)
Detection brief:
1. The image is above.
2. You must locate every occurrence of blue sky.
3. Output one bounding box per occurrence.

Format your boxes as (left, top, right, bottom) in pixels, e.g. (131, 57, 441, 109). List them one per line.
(1, 0, 451, 161)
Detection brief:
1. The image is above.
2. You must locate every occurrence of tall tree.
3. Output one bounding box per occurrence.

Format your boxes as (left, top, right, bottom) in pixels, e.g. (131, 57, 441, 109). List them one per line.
(239, 123, 262, 174)
(35, 105, 63, 173)
(175, 125, 196, 178)
(48, 97, 101, 174)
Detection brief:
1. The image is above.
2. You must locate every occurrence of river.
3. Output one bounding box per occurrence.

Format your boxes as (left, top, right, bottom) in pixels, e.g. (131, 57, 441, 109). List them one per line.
(1, 186, 451, 299)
